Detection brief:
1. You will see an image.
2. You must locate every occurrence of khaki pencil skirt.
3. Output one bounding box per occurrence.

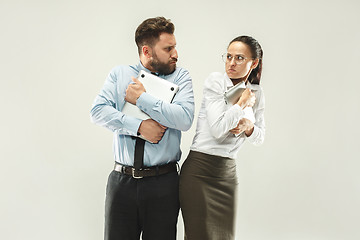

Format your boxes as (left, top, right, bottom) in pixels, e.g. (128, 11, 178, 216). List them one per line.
(179, 150, 238, 240)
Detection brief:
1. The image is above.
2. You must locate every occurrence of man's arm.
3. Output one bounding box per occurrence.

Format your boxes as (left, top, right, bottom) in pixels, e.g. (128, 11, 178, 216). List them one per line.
(138, 119, 167, 143)
(90, 67, 142, 136)
(126, 69, 195, 131)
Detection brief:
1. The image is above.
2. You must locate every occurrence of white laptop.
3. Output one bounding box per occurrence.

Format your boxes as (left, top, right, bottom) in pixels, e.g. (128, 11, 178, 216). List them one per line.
(122, 70, 179, 141)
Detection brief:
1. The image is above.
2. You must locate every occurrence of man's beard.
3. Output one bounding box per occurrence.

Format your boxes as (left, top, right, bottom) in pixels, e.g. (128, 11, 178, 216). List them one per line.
(150, 53, 177, 75)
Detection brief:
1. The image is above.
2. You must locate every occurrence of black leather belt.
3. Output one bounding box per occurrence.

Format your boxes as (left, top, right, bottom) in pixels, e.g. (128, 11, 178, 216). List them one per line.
(114, 162, 178, 179)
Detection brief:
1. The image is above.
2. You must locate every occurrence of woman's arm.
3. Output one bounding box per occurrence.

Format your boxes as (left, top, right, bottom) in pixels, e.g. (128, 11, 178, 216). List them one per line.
(204, 73, 247, 139)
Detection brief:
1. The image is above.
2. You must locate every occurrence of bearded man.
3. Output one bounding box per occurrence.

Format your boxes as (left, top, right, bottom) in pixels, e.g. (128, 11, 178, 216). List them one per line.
(90, 17, 194, 240)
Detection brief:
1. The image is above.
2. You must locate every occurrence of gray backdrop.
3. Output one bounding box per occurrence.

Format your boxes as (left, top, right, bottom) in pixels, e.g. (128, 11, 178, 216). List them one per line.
(1, 0, 359, 239)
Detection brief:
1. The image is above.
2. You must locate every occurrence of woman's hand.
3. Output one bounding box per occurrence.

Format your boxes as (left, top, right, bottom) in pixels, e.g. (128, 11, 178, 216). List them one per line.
(229, 118, 254, 136)
(237, 89, 256, 109)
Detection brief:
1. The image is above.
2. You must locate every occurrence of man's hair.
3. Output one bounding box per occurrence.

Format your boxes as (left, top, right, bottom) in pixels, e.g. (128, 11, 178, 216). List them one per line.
(135, 17, 175, 55)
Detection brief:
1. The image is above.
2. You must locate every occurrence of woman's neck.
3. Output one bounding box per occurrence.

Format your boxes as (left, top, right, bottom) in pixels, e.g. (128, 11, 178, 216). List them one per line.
(230, 78, 246, 86)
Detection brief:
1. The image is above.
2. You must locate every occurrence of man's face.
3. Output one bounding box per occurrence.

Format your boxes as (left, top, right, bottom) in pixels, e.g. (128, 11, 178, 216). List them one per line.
(149, 33, 178, 75)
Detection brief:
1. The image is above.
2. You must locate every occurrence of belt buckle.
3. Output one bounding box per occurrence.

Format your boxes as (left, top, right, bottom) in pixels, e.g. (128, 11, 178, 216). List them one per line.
(132, 168, 143, 179)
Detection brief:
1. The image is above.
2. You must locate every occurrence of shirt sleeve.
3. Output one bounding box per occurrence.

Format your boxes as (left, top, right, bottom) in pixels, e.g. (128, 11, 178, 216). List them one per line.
(204, 73, 246, 139)
(246, 86, 265, 145)
(135, 69, 195, 131)
(90, 67, 142, 136)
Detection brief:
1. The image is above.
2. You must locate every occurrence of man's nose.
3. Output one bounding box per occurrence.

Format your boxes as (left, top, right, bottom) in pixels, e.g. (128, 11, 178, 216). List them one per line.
(172, 49, 178, 59)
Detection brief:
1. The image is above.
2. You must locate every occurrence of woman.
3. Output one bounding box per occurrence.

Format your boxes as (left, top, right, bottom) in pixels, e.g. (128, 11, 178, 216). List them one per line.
(179, 36, 265, 240)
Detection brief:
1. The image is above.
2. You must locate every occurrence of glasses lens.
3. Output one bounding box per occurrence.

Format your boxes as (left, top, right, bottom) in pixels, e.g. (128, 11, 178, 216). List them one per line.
(235, 56, 244, 64)
(222, 54, 248, 64)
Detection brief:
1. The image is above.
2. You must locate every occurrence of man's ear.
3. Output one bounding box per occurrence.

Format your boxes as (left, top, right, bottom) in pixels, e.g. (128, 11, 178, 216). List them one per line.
(142, 45, 152, 58)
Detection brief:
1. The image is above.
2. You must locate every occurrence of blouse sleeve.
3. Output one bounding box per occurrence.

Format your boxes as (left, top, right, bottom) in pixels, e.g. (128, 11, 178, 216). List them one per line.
(204, 73, 246, 139)
(246, 86, 265, 145)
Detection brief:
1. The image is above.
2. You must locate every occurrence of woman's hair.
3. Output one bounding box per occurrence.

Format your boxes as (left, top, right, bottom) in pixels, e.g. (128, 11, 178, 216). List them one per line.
(135, 17, 174, 55)
(229, 36, 263, 85)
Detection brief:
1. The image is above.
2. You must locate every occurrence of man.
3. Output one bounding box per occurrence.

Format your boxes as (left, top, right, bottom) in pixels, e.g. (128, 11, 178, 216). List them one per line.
(90, 17, 194, 240)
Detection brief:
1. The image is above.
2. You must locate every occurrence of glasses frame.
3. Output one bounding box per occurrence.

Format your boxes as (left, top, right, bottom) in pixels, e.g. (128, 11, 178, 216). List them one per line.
(222, 53, 254, 65)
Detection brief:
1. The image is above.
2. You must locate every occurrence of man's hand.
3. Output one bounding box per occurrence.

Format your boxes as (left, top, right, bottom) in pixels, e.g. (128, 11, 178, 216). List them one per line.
(237, 89, 256, 109)
(125, 77, 146, 104)
(229, 118, 254, 136)
(138, 119, 167, 143)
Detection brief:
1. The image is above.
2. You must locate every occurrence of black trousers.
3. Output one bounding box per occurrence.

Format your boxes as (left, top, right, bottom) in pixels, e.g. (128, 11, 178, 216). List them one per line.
(104, 170, 180, 240)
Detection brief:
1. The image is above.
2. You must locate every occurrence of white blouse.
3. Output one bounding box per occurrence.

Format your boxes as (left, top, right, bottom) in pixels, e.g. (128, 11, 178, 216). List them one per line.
(190, 72, 265, 159)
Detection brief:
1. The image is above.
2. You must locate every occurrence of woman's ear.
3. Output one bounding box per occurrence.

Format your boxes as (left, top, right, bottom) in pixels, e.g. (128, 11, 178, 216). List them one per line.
(251, 58, 259, 70)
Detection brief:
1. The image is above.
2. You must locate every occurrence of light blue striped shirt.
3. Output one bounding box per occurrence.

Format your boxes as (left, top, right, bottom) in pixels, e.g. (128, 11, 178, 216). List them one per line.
(90, 62, 195, 167)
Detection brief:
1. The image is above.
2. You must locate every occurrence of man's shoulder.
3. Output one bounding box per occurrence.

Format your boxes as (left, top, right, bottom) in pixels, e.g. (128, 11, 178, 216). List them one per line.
(168, 67, 191, 83)
(110, 64, 138, 73)
(107, 64, 140, 79)
(175, 66, 189, 72)
(173, 66, 190, 76)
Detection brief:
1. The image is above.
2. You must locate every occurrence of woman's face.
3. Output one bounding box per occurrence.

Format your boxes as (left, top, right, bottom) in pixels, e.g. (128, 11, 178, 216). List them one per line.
(225, 41, 257, 80)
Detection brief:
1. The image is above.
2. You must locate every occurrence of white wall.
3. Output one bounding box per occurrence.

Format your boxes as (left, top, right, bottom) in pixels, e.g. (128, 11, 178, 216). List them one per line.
(1, 0, 359, 239)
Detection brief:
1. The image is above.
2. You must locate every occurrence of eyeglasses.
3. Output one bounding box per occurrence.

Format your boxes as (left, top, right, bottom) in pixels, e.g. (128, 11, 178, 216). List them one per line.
(222, 53, 254, 65)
